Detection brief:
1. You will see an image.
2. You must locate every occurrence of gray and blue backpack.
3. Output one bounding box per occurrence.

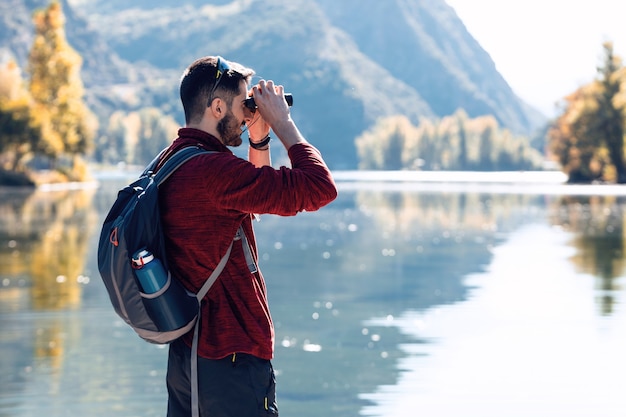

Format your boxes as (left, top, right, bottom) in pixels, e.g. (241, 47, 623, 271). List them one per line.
(97, 146, 229, 344)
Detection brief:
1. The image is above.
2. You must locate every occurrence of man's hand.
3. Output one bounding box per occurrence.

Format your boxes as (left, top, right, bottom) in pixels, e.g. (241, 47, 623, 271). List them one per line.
(250, 80, 305, 149)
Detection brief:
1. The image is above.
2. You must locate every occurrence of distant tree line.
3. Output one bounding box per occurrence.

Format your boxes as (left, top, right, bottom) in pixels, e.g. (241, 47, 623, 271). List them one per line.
(548, 42, 626, 183)
(356, 110, 544, 171)
(94, 108, 178, 167)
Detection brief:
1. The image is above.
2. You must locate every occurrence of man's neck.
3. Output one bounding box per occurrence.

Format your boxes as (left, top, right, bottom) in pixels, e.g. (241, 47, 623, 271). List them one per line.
(186, 120, 221, 143)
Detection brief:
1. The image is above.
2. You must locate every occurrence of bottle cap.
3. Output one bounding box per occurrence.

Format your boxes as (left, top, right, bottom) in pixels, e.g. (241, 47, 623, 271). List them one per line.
(132, 249, 154, 268)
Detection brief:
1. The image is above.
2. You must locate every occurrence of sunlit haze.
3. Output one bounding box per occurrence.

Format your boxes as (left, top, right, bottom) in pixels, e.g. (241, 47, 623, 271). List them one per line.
(445, 0, 626, 117)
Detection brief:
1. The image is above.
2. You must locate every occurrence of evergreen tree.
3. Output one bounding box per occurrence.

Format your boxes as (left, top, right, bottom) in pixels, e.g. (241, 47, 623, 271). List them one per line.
(595, 42, 626, 182)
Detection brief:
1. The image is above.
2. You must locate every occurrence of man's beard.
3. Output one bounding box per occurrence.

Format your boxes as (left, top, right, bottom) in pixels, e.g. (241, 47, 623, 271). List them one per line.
(217, 110, 243, 147)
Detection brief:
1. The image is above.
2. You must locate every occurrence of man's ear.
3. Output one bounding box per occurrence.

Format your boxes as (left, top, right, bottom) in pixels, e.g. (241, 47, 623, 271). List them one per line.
(208, 97, 223, 118)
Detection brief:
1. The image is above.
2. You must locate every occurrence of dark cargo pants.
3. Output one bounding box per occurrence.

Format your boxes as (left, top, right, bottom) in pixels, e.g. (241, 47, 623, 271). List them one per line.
(166, 338, 278, 417)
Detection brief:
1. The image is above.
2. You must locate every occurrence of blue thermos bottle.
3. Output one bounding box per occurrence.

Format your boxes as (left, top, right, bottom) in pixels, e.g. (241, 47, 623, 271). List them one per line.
(132, 249, 198, 331)
(132, 249, 167, 293)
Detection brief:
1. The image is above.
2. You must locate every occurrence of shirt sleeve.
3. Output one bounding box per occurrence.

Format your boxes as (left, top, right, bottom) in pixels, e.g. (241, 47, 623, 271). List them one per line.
(202, 142, 338, 216)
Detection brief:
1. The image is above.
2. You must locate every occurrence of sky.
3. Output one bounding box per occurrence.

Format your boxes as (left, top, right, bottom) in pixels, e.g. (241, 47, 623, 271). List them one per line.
(445, 0, 626, 117)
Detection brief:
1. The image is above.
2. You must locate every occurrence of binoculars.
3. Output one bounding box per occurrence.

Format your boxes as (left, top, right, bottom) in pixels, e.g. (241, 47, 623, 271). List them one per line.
(244, 93, 293, 112)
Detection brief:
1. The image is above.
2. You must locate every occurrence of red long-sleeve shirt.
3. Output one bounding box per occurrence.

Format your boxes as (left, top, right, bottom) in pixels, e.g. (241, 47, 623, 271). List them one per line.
(159, 128, 337, 360)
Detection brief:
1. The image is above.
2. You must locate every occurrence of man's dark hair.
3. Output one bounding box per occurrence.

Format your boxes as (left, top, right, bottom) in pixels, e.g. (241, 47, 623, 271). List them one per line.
(180, 56, 255, 125)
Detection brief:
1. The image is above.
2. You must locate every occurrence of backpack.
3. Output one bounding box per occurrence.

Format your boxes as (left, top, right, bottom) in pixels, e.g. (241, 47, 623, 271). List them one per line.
(97, 146, 233, 344)
(98, 145, 259, 417)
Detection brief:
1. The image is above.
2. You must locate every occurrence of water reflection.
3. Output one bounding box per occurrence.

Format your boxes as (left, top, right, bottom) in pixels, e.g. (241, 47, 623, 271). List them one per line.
(0, 186, 98, 311)
(0, 185, 98, 410)
(352, 187, 626, 316)
(255, 187, 550, 417)
(549, 195, 626, 315)
(355, 186, 626, 417)
(1, 179, 625, 417)
(355, 189, 540, 234)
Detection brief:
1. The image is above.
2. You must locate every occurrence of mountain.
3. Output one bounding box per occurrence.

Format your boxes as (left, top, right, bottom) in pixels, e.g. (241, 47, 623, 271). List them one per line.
(0, 0, 547, 169)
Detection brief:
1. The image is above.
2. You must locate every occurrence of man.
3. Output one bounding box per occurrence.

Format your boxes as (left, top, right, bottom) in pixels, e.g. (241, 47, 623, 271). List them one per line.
(160, 55, 337, 417)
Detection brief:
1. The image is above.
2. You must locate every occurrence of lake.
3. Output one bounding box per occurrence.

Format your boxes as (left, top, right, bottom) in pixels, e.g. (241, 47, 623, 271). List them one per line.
(1, 171, 625, 417)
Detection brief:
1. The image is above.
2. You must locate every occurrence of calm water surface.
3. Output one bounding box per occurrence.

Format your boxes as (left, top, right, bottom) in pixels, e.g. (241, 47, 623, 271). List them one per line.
(1, 173, 625, 417)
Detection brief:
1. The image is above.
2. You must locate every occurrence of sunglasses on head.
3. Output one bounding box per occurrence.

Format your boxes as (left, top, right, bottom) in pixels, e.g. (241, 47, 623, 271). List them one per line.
(208, 56, 294, 112)
(207, 56, 230, 107)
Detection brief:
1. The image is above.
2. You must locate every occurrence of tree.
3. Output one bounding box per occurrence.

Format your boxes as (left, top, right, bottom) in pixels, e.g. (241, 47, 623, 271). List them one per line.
(595, 42, 626, 182)
(383, 125, 405, 170)
(28, 1, 96, 167)
(0, 60, 41, 172)
(94, 111, 129, 164)
(457, 113, 469, 170)
(355, 115, 415, 170)
(549, 42, 626, 183)
(134, 108, 179, 166)
(477, 118, 496, 170)
(549, 85, 604, 182)
(416, 119, 437, 169)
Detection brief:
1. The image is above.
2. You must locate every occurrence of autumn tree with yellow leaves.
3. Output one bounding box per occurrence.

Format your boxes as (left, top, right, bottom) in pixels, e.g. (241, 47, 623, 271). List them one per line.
(549, 42, 626, 183)
(29, 1, 97, 175)
(0, 1, 96, 184)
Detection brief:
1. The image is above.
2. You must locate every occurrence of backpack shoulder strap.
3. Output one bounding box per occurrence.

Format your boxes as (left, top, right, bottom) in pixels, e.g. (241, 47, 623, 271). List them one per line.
(141, 147, 168, 177)
(195, 234, 235, 301)
(153, 146, 214, 186)
(190, 223, 246, 417)
(194, 224, 256, 301)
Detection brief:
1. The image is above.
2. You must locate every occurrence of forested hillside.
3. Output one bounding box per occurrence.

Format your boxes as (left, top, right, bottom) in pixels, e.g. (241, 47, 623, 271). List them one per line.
(1, 0, 547, 169)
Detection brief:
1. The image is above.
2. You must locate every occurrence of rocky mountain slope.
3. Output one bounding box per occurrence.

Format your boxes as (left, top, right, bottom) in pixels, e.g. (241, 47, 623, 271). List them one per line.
(1, 0, 546, 168)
